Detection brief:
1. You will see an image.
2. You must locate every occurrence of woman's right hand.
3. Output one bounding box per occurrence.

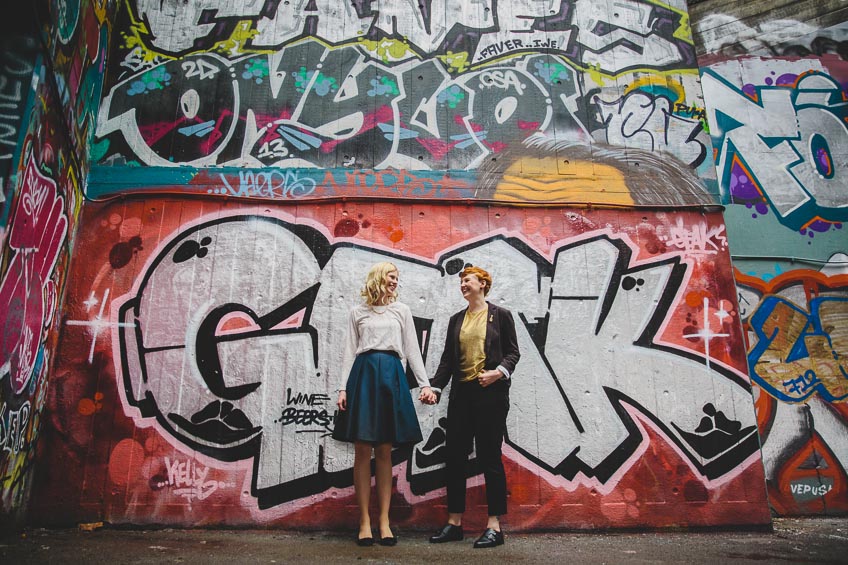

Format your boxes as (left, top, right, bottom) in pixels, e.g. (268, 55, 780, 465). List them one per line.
(337, 391, 347, 411)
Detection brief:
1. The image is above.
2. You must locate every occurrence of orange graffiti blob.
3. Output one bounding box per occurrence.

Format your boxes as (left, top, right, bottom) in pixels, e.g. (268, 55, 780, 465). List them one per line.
(108, 438, 146, 487)
(78, 398, 96, 416)
(77, 392, 104, 416)
(388, 228, 404, 243)
(685, 290, 709, 308)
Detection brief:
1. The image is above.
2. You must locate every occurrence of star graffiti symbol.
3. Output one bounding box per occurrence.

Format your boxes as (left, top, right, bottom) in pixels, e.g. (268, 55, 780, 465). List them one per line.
(83, 291, 99, 311)
(713, 300, 731, 323)
(683, 297, 730, 369)
(66, 288, 135, 363)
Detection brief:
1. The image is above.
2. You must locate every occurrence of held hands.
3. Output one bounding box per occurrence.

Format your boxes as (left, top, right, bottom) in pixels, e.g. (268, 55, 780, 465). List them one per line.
(337, 391, 347, 411)
(478, 369, 504, 388)
(418, 386, 437, 405)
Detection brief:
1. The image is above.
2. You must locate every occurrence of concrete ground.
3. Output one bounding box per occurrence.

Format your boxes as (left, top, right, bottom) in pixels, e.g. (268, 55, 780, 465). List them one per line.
(1, 517, 847, 564)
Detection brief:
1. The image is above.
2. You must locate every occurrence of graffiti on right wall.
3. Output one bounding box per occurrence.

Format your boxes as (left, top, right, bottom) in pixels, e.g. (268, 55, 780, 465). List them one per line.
(697, 11, 848, 515)
(738, 269, 848, 515)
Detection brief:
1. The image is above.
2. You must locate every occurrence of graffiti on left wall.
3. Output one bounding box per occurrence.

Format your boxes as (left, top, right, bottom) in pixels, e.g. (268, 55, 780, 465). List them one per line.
(0, 66, 78, 516)
(0, 34, 39, 208)
(1, 156, 68, 395)
(48, 0, 111, 152)
(1, 2, 112, 516)
(0, 152, 71, 512)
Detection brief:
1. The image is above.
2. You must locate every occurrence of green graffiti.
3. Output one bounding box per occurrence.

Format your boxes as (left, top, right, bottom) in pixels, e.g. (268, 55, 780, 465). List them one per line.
(293, 67, 338, 95)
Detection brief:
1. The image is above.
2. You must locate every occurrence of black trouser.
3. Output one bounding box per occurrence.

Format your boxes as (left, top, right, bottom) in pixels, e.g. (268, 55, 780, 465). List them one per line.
(445, 378, 510, 516)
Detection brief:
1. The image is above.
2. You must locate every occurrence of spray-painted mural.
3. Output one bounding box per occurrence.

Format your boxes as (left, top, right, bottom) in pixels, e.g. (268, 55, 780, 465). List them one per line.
(41, 0, 112, 171)
(738, 268, 848, 516)
(128, 0, 694, 69)
(0, 62, 80, 524)
(93, 0, 713, 180)
(0, 0, 113, 527)
(702, 63, 847, 235)
(24, 0, 776, 529)
(696, 5, 848, 516)
(29, 196, 769, 528)
(0, 33, 39, 223)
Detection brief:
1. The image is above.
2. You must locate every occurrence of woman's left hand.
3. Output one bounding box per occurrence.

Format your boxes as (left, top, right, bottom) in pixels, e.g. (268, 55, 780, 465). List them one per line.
(418, 386, 437, 405)
(477, 369, 503, 388)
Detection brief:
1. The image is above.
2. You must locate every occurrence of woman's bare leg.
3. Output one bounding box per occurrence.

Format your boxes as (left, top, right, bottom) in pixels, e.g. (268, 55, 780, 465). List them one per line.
(374, 443, 394, 538)
(354, 441, 373, 539)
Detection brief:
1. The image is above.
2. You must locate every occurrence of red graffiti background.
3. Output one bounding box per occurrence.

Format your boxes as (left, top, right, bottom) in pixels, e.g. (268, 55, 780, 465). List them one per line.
(28, 197, 770, 529)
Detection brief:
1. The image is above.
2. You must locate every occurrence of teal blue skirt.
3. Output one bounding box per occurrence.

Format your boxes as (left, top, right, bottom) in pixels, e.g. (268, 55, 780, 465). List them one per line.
(332, 350, 423, 446)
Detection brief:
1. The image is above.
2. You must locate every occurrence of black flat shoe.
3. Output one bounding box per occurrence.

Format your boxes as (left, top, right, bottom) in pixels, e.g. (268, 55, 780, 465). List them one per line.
(379, 535, 398, 546)
(473, 528, 504, 548)
(429, 523, 463, 543)
(356, 536, 375, 547)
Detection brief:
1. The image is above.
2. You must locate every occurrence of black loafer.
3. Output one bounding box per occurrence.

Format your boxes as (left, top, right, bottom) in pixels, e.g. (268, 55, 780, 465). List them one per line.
(379, 535, 397, 546)
(356, 536, 374, 547)
(429, 523, 464, 543)
(473, 528, 504, 548)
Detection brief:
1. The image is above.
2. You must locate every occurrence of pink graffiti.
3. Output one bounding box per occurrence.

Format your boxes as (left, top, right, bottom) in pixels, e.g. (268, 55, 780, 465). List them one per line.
(0, 155, 67, 394)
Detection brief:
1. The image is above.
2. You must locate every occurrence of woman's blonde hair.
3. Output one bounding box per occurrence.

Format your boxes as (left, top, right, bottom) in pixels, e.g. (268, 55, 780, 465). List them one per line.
(361, 262, 398, 306)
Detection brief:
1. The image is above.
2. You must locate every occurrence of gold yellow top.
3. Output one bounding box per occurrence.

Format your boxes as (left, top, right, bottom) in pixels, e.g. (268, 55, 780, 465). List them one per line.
(459, 308, 488, 383)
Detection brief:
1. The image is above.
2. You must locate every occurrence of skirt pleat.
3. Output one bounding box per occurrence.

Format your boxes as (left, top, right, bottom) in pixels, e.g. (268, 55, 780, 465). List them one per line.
(332, 351, 423, 446)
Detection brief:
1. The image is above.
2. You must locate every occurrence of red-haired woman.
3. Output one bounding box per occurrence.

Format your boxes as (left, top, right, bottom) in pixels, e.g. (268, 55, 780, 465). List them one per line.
(428, 266, 520, 549)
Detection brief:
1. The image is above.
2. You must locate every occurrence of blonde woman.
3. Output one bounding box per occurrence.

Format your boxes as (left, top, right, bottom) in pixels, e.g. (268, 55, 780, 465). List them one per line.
(333, 262, 437, 546)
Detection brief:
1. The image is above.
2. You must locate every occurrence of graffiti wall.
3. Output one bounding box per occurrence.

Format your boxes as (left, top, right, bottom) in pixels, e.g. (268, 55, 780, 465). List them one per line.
(22, 0, 774, 529)
(0, 1, 113, 527)
(693, 2, 848, 515)
(92, 0, 714, 183)
(40, 0, 113, 174)
(0, 60, 81, 526)
(0, 32, 39, 232)
(27, 196, 770, 528)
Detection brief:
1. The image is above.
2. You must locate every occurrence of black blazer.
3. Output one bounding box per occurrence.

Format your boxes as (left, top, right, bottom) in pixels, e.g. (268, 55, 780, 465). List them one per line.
(431, 301, 521, 392)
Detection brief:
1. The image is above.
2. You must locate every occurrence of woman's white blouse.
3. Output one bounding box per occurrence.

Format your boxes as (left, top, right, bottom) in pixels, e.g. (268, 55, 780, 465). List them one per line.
(338, 302, 430, 391)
